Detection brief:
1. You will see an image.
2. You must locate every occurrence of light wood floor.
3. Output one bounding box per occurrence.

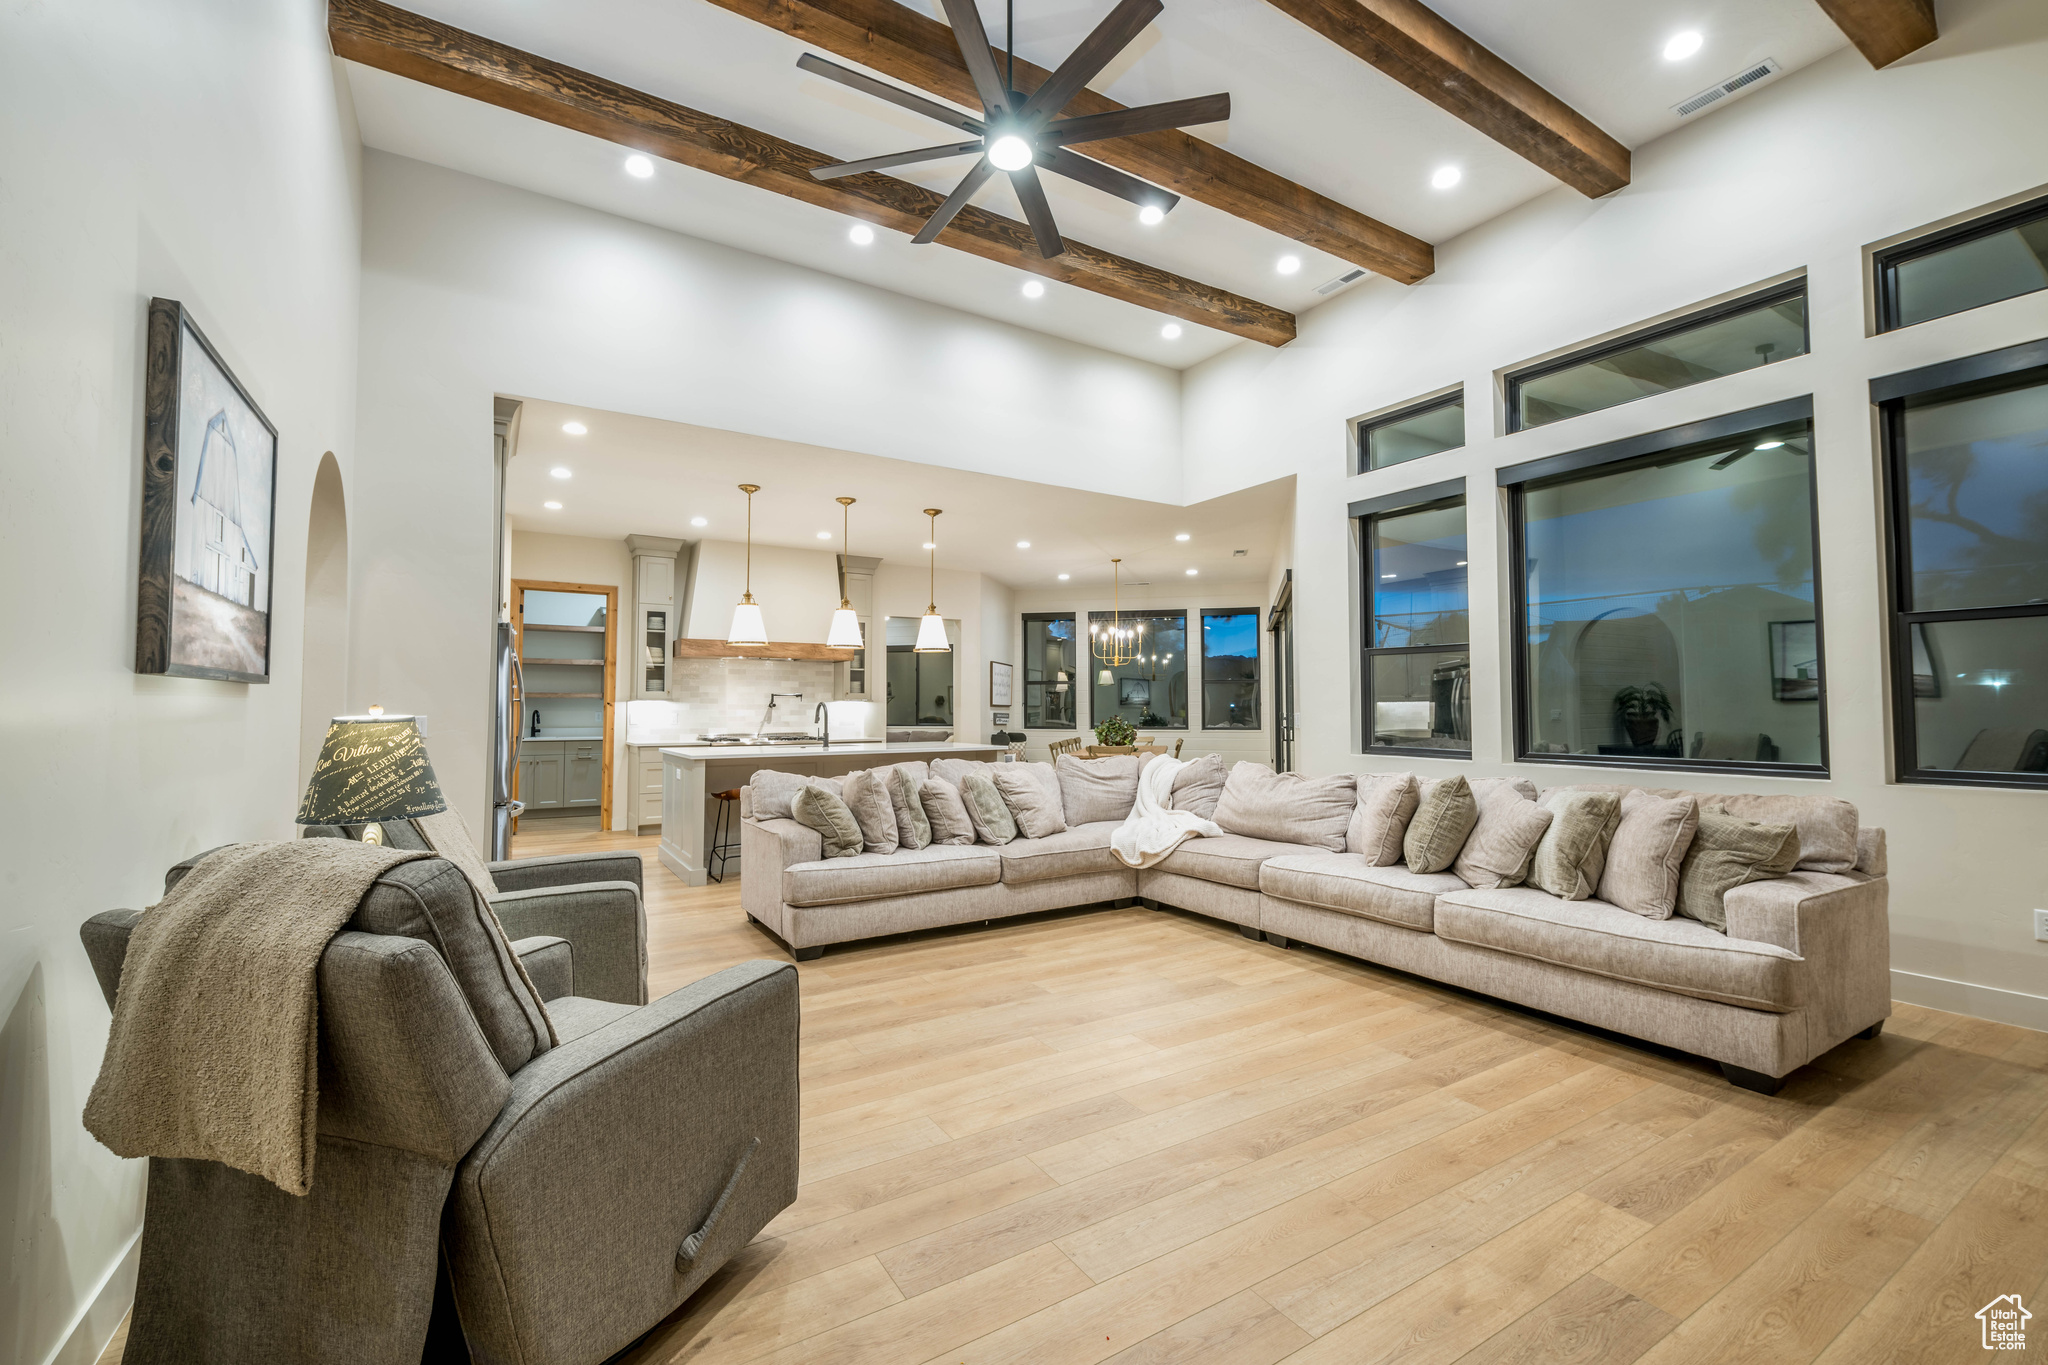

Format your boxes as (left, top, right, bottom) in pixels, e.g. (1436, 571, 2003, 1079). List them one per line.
(104, 824, 2048, 1365)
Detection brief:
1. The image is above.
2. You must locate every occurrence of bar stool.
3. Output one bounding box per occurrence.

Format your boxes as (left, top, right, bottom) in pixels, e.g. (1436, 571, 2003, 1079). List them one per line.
(708, 788, 743, 883)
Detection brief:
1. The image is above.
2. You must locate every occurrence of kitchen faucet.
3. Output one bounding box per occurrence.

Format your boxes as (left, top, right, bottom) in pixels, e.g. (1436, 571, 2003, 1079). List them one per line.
(814, 700, 831, 749)
(758, 692, 805, 738)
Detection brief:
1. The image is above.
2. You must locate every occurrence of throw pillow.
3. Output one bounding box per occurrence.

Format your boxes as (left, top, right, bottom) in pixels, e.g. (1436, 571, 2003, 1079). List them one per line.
(1706, 794, 1857, 874)
(1169, 753, 1229, 819)
(750, 768, 840, 821)
(1347, 772, 1419, 865)
(839, 768, 900, 855)
(993, 763, 1068, 839)
(1057, 754, 1142, 823)
(930, 756, 988, 790)
(889, 766, 932, 850)
(1403, 775, 1478, 874)
(791, 785, 863, 858)
(1452, 780, 1555, 889)
(1212, 763, 1357, 852)
(1677, 805, 1801, 932)
(1597, 789, 1700, 919)
(1527, 790, 1622, 900)
(919, 778, 975, 846)
(957, 770, 1018, 845)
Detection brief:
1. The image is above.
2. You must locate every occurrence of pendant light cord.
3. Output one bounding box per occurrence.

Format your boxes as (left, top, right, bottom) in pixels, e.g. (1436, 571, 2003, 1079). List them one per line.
(1007, 0, 1015, 99)
(927, 511, 938, 611)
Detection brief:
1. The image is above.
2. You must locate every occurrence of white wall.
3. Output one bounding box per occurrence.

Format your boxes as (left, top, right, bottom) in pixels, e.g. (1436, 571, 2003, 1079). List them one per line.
(0, 3, 363, 1362)
(1181, 0, 2048, 1028)
(354, 151, 1181, 835)
(510, 530, 636, 826)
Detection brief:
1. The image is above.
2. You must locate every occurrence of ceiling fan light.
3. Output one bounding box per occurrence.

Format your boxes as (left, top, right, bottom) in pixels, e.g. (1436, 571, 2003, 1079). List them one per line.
(826, 607, 865, 650)
(1138, 205, 1165, 226)
(988, 135, 1033, 170)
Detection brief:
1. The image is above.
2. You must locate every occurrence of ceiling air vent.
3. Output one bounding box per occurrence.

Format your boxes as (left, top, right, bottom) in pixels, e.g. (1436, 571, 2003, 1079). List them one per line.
(1315, 268, 1367, 297)
(1673, 58, 1782, 118)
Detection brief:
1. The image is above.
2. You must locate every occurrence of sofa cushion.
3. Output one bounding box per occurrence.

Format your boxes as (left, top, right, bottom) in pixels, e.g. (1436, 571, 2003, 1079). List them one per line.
(1169, 753, 1228, 819)
(930, 756, 990, 789)
(1213, 763, 1356, 852)
(1346, 773, 1418, 865)
(1452, 779, 1554, 890)
(997, 821, 1125, 885)
(1404, 776, 1478, 874)
(1527, 790, 1621, 901)
(920, 778, 975, 846)
(993, 762, 1068, 839)
(1259, 854, 1462, 932)
(1058, 754, 1142, 823)
(783, 844, 1002, 907)
(1554, 785, 1858, 875)
(889, 767, 933, 850)
(1153, 833, 1315, 890)
(1598, 790, 1699, 919)
(841, 768, 901, 855)
(958, 770, 1018, 845)
(1677, 806, 1801, 932)
(750, 769, 842, 821)
(1434, 886, 1803, 1012)
(791, 785, 863, 858)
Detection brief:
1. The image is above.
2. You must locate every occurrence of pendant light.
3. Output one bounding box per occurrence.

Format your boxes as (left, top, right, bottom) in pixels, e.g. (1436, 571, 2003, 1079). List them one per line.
(726, 483, 768, 646)
(825, 496, 865, 650)
(914, 509, 951, 653)
(1090, 557, 1141, 685)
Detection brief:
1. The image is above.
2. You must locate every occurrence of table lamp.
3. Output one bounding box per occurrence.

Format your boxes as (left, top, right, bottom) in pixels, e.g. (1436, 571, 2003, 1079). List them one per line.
(296, 706, 447, 846)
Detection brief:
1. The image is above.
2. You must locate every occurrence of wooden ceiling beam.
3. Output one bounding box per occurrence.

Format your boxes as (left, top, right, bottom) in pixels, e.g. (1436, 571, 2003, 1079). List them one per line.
(700, 0, 1435, 283)
(329, 0, 1296, 346)
(1811, 0, 1938, 67)
(1253, 0, 1629, 198)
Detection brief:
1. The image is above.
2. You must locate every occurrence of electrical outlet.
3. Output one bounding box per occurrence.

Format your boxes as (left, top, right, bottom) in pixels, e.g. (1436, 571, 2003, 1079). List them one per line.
(2035, 909, 2048, 943)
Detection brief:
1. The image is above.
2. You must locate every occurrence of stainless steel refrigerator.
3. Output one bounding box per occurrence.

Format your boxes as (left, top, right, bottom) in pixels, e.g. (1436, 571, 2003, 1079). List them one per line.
(490, 620, 525, 860)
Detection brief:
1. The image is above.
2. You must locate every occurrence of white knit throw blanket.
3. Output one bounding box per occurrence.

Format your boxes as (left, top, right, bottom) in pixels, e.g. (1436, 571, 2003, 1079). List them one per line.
(1110, 755, 1222, 868)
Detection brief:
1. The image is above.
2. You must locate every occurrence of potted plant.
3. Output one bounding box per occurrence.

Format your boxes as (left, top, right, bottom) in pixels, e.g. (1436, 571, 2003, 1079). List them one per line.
(1612, 684, 1673, 748)
(1093, 715, 1136, 747)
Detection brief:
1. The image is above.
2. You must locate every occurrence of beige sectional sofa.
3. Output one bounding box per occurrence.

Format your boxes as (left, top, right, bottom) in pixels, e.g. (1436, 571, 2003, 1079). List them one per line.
(736, 763, 1890, 1094)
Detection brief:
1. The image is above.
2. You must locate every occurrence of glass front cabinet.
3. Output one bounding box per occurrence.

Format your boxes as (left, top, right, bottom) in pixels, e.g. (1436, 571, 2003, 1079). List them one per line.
(627, 535, 684, 700)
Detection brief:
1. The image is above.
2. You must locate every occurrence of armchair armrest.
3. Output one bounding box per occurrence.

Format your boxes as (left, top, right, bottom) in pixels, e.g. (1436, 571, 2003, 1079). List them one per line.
(489, 849, 644, 896)
(490, 882, 647, 1006)
(442, 961, 800, 1365)
(511, 935, 574, 1003)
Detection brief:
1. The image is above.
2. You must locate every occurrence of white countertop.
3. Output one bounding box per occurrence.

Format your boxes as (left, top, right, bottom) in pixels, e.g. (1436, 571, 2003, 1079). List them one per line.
(656, 740, 999, 762)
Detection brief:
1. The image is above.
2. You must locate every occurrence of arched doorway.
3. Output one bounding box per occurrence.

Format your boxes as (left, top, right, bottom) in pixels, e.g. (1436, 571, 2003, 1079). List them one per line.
(300, 453, 349, 787)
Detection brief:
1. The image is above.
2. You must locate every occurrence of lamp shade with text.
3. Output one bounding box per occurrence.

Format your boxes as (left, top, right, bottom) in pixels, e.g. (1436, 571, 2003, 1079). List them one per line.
(296, 715, 448, 829)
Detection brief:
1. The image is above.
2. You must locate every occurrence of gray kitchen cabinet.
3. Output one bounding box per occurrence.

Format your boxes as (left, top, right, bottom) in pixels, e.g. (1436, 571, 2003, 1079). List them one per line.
(633, 747, 665, 830)
(517, 741, 565, 811)
(566, 741, 603, 808)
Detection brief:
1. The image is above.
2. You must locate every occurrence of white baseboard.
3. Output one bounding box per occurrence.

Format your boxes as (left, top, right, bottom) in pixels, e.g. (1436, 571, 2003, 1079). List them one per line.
(40, 1230, 139, 1365)
(1892, 969, 2048, 1034)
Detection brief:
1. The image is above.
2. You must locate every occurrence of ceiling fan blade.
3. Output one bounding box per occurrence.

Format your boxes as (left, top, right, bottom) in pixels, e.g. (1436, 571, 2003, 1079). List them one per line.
(912, 158, 998, 243)
(796, 53, 985, 134)
(1008, 164, 1066, 258)
(811, 141, 986, 180)
(936, 0, 1013, 115)
(1020, 0, 1163, 120)
(1046, 93, 1230, 145)
(1039, 146, 1178, 213)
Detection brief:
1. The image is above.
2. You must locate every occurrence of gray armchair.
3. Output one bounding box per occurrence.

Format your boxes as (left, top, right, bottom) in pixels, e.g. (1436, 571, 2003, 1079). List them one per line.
(81, 850, 798, 1365)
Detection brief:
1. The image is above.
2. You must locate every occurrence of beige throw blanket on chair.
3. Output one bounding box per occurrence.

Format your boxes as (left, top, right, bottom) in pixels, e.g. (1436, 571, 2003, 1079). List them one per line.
(83, 839, 431, 1196)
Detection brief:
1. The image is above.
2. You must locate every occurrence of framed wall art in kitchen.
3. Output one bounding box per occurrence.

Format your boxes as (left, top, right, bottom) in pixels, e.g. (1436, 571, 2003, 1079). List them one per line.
(135, 297, 278, 682)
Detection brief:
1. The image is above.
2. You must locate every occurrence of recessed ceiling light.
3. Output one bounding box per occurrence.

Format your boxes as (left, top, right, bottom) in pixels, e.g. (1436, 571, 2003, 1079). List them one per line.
(690, 516, 708, 528)
(1138, 205, 1165, 226)
(988, 135, 1032, 171)
(1276, 255, 1301, 275)
(1185, 568, 1198, 576)
(848, 223, 875, 245)
(922, 541, 936, 550)
(1664, 30, 1703, 60)
(1754, 440, 1785, 450)
(624, 154, 654, 179)
(561, 421, 587, 435)
(1016, 540, 1031, 549)
(544, 501, 563, 510)
(549, 466, 571, 480)
(1021, 279, 1045, 299)
(1174, 532, 1190, 542)
(1058, 573, 1070, 580)
(1431, 166, 1462, 190)
(1161, 323, 1183, 340)
(817, 531, 832, 540)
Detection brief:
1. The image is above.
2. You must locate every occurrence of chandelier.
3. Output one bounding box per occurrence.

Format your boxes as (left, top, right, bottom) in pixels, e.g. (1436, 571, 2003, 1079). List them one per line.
(1090, 558, 1144, 669)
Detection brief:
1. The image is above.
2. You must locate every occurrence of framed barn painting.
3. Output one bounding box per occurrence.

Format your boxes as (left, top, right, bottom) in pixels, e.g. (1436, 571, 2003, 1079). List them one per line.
(136, 298, 277, 683)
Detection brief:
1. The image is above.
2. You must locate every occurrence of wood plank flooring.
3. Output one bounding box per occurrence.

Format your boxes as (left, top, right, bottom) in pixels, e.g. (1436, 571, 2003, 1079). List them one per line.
(99, 823, 2048, 1365)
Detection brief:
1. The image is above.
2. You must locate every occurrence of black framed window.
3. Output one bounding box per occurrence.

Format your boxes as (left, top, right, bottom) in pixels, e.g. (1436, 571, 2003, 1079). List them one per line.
(1356, 481, 1469, 756)
(1507, 282, 1808, 432)
(1876, 339, 2048, 787)
(1878, 195, 2048, 332)
(1201, 610, 1261, 729)
(1088, 610, 1187, 730)
(1359, 391, 1464, 472)
(1022, 612, 1079, 730)
(1504, 397, 1826, 775)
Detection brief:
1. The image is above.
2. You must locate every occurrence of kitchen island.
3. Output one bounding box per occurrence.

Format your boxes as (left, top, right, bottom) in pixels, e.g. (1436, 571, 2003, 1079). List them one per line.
(656, 741, 1004, 886)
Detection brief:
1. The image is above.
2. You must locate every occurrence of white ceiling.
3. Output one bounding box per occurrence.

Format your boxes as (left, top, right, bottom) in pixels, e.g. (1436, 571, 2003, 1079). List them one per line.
(348, 0, 1849, 367)
(506, 398, 1293, 587)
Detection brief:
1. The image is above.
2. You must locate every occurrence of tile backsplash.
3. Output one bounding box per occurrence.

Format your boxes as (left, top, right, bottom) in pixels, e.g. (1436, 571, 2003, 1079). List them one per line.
(626, 658, 876, 740)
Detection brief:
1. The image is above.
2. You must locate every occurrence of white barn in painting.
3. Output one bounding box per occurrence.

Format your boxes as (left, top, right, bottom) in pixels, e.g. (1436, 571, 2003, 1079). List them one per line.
(178, 409, 260, 606)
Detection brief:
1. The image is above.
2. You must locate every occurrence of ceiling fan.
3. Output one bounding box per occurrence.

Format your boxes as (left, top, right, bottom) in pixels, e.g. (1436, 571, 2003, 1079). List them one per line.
(799, 0, 1229, 259)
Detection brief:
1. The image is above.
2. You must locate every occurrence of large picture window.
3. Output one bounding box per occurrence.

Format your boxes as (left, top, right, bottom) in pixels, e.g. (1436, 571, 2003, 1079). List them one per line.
(1201, 610, 1261, 729)
(1021, 612, 1079, 729)
(1506, 399, 1826, 774)
(1876, 339, 2048, 787)
(1506, 282, 1808, 432)
(1877, 195, 2048, 332)
(1089, 610, 1187, 731)
(1356, 481, 1469, 756)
